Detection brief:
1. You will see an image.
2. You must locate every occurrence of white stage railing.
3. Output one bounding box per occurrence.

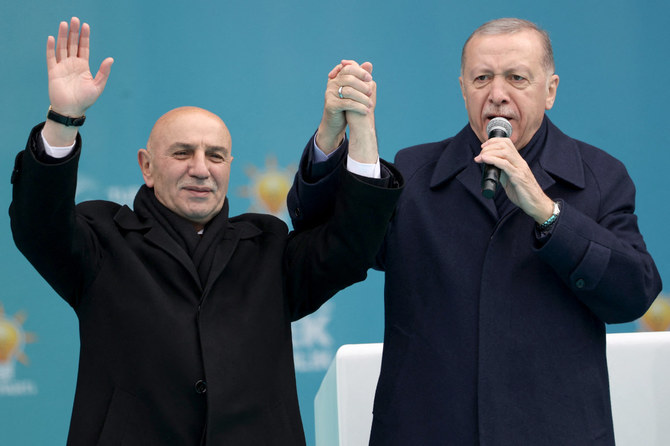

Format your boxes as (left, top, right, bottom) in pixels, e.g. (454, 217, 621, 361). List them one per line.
(315, 332, 670, 446)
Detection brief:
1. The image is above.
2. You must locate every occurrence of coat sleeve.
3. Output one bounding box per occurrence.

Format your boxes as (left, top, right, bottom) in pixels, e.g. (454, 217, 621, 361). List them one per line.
(10, 123, 100, 308)
(287, 132, 401, 232)
(284, 166, 403, 321)
(287, 133, 348, 232)
(534, 160, 662, 323)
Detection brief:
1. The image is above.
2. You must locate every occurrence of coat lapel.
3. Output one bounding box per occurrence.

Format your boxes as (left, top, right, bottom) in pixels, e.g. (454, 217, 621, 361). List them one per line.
(114, 200, 266, 300)
(428, 118, 586, 219)
(114, 205, 203, 289)
(429, 125, 498, 219)
(201, 222, 239, 297)
(201, 220, 263, 298)
(537, 118, 586, 191)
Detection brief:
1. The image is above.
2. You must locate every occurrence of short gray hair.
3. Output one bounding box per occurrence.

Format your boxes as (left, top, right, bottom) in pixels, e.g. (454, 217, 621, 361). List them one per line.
(461, 18, 555, 74)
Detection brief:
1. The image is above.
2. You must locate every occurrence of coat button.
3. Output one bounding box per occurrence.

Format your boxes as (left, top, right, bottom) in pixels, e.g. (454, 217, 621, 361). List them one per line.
(194, 380, 207, 394)
(575, 279, 586, 289)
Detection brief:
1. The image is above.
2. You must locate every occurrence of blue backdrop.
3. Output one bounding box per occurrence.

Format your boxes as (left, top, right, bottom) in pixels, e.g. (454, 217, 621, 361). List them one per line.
(1, 1, 668, 444)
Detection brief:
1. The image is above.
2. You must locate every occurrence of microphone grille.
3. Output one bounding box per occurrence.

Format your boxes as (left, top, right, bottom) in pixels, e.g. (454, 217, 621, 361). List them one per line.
(486, 117, 513, 137)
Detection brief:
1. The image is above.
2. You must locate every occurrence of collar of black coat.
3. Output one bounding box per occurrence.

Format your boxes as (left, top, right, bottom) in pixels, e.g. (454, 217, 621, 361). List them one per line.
(429, 115, 586, 191)
(112, 187, 263, 290)
(113, 190, 262, 241)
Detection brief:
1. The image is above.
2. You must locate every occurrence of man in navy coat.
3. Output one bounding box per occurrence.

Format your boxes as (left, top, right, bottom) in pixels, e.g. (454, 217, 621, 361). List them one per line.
(289, 18, 662, 445)
(10, 17, 401, 445)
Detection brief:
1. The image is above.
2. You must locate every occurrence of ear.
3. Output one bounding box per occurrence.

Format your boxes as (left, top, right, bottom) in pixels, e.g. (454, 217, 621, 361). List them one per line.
(545, 74, 559, 110)
(137, 148, 154, 187)
(459, 76, 466, 102)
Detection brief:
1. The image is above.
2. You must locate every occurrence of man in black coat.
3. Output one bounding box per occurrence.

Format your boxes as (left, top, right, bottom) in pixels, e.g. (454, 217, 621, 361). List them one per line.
(10, 17, 401, 445)
(289, 18, 662, 445)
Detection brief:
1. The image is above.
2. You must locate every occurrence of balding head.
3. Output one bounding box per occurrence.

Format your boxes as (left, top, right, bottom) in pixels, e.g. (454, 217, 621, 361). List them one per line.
(461, 18, 555, 76)
(138, 106, 233, 231)
(147, 106, 231, 154)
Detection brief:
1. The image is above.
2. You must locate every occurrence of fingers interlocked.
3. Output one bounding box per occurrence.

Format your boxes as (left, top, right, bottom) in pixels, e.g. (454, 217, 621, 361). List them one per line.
(327, 60, 375, 116)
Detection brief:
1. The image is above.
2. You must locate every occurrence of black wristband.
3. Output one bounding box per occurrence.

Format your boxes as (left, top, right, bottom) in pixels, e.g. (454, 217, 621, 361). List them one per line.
(47, 106, 86, 127)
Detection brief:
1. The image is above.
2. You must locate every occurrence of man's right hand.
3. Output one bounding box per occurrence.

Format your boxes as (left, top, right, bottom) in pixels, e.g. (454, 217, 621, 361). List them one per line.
(43, 17, 113, 147)
(315, 60, 374, 154)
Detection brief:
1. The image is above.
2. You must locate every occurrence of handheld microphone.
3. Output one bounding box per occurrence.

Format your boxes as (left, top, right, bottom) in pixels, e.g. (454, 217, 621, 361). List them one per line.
(481, 117, 513, 199)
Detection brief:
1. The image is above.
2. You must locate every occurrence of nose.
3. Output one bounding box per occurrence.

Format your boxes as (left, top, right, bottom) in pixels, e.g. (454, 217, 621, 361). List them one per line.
(188, 151, 209, 179)
(488, 75, 509, 106)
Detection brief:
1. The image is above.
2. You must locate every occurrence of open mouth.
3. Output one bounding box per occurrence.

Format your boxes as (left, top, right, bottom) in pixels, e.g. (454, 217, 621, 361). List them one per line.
(486, 115, 513, 122)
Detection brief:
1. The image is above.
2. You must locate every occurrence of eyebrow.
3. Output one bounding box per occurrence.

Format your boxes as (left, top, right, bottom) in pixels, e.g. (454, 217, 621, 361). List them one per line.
(168, 142, 230, 157)
(505, 65, 533, 74)
(469, 63, 533, 74)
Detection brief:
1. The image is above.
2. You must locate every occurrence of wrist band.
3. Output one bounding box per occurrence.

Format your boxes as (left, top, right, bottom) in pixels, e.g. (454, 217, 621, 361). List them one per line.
(47, 106, 86, 127)
(539, 201, 561, 230)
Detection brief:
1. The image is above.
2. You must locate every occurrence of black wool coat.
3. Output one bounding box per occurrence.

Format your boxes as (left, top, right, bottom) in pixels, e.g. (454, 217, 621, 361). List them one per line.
(10, 124, 402, 446)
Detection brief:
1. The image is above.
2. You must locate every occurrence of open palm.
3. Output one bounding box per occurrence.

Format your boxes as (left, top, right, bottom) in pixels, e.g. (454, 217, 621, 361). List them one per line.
(47, 17, 113, 116)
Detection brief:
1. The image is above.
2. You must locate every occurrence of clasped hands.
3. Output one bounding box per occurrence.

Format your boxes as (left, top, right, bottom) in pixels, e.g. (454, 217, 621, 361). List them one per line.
(316, 60, 378, 164)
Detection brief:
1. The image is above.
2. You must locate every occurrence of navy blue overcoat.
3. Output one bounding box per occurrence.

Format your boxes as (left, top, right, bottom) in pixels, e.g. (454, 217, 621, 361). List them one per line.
(289, 117, 662, 446)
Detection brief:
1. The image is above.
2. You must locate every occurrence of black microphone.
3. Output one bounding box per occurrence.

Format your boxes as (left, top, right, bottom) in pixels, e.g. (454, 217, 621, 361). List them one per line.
(481, 117, 513, 199)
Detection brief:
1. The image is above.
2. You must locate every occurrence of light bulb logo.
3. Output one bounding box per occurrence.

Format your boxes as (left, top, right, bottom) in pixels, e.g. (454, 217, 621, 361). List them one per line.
(0, 305, 36, 382)
(238, 156, 296, 219)
(639, 293, 670, 332)
(0, 319, 20, 361)
(257, 172, 292, 215)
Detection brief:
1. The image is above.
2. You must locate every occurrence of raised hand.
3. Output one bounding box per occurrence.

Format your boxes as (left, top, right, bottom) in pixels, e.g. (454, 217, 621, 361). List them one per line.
(340, 61, 378, 164)
(316, 60, 374, 155)
(43, 17, 113, 146)
(47, 17, 113, 116)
